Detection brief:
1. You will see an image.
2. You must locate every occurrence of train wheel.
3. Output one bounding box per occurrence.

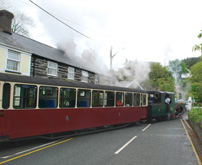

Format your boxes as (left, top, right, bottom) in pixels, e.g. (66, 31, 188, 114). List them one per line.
(156, 117, 162, 122)
(147, 117, 153, 123)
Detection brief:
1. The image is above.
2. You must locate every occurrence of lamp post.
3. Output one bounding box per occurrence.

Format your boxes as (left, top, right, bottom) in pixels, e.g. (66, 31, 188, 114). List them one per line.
(110, 46, 125, 71)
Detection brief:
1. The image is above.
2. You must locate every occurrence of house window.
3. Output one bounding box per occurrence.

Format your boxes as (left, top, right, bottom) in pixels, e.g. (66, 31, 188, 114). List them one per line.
(81, 71, 89, 83)
(47, 61, 58, 76)
(68, 67, 74, 80)
(6, 50, 20, 72)
(95, 75, 99, 84)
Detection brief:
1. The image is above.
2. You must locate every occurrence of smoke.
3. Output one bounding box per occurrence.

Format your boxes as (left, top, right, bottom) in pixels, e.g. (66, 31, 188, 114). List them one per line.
(167, 59, 190, 100)
(57, 38, 77, 57)
(80, 49, 108, 74)
(57, 39, 150, 89)
(57, 39, 108, 74)
(111, 60, 151, 89)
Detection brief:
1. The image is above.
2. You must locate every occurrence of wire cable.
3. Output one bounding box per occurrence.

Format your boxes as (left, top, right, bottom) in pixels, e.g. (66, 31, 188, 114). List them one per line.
(29, 0, 92, 40)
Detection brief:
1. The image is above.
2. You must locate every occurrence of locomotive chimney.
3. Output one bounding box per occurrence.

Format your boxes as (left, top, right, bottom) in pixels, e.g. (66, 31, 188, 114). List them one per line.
(0, 10, 14, 34)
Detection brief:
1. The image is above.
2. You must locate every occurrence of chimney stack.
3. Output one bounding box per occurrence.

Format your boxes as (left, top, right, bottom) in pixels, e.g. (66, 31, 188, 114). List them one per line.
(0, 10, 14, 34)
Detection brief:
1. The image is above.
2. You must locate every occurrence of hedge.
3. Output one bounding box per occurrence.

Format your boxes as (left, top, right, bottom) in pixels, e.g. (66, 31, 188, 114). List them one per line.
(188, 108, 202, 128)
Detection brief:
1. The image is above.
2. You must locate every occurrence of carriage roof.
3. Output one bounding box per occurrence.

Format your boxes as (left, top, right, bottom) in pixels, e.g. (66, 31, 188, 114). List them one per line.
(0, 73, 146, 93)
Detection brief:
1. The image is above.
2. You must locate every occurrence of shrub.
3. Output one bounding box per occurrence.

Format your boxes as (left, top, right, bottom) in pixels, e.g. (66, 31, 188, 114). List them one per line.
(188, 108, 202, 128)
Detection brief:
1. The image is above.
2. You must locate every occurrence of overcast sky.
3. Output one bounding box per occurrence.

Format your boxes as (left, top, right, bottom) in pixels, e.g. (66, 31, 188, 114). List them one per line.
(4, 0, 202, 70)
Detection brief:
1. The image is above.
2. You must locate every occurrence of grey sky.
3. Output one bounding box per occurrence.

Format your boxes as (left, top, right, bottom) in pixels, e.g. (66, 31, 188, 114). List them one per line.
(3, 0, 202, 70)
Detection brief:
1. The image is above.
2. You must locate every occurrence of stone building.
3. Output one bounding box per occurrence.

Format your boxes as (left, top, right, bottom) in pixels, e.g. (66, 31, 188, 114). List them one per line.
(0, 10, 99, 84)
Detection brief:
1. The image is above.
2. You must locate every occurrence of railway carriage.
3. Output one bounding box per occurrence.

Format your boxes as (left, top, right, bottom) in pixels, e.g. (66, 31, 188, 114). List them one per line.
(0, 73, 148, 142)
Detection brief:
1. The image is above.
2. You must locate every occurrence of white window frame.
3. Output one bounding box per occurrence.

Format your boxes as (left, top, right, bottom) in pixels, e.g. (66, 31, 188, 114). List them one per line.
(6, 50, 21, 72)
(47, 61, 58, 76)
(81, 71, 89, 83)
(95, 74, 99, 84)
(68, 67, 75, 80)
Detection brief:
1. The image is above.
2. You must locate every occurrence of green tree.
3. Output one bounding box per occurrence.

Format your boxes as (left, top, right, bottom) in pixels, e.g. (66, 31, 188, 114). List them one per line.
(167, 59, 189, 80)
(189, 57, 202, 102)
(182, 57, 201, 69)
(148, 62, 174, 91)
(190, 57, 202, 82)
(192, 29, 202, 55)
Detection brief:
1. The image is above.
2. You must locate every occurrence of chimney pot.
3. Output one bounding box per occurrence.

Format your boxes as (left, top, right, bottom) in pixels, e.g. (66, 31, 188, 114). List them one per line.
(0, 10, 14, 34)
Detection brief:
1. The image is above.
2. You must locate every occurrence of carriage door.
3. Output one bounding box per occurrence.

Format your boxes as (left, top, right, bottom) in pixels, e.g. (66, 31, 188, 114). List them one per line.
(0, 83, 10, 137)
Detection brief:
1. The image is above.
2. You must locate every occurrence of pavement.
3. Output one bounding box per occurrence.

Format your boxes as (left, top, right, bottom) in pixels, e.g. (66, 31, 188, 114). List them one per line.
(182, 112, 202, 164)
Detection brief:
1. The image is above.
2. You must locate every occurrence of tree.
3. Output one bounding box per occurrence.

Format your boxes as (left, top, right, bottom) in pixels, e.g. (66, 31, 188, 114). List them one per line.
(189, 57, 202, 103)
(182, 57, 201, 69)
(190, 57, 202, 82)
(192, 44, 202, 55)
(167, 59, 190, 99)
(167, 60, 189, 80)
(0, 0, 34, 37)
(149, 62, 171, 80)
(148, 62, 174, 91)
(192, 30, 202, 55)
(11, 11, 34, 37)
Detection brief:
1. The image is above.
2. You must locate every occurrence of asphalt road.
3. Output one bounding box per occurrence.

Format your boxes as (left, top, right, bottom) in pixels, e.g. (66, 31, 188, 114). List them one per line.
(0, 118, 199, 165)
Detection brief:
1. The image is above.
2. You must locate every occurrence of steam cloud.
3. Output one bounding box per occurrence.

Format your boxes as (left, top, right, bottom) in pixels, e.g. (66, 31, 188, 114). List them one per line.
(167, 60, 190, 100)
(57, 39, 151, 90)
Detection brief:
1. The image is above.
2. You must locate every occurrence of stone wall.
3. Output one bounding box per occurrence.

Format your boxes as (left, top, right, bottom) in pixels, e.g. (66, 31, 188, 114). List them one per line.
(30, 55, 96, 83)
(189, 120, 202, 143)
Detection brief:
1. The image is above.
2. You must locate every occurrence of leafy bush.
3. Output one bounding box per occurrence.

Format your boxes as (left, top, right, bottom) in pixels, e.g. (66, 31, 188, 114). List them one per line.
(188, 108, 202, 128)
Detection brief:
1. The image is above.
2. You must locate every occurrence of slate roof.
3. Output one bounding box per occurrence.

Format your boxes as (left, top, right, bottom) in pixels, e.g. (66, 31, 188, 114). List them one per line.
(0, 72, 145, 93)
(0, 31, 94, 73)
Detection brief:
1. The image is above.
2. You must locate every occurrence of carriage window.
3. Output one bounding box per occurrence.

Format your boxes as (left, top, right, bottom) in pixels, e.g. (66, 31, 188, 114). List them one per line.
(77, 89, 91, 107)
(92, 90, 104, 107)
(142, 94, 147, 106)
(39, 86, 58, 108)
(148, 92, 161, 104)
(125, 93, 132, 106)
(13, 84, 37, 109)
(104, 91, 114, 107)
(134, 93, 140, 106)
(60, 88, 76, 108)
(116, 92, 124, 106)
(2, 83, 11, 109)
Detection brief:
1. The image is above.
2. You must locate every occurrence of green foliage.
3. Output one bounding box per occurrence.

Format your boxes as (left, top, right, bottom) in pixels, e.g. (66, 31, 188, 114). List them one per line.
(197, 30, 202, 38)
(148, 62, 174, 91)
(192, 29, 202, 55)
(180, 62, 189, 74)
(191, 82, 202, 103)
(149, 62, 172, 79)
(158, 78, 175, 92)
(188, 108, 202, 128)
(190, 61, 202, 82)
(168, 59, 189, 79)
(182, 57, 201, 69)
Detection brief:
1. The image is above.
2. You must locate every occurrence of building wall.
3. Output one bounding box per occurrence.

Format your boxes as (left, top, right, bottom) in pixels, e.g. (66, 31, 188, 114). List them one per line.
(0, 45, 31, 76)
(31, 55, 96, 83)
(0, 48, 6, 71)
(31, 56, 48, 78)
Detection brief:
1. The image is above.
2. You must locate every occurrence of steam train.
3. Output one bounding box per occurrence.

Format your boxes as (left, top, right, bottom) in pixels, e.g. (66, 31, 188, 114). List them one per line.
(0, 73, 175, 142)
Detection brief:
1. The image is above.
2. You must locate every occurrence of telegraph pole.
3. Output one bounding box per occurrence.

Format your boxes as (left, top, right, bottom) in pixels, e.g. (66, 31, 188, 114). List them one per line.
(110, 46, 125, 71)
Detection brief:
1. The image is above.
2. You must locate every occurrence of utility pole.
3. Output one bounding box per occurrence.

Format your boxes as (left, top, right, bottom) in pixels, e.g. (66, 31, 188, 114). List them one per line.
(110, 46, 113, 71)
(110, 46, 125, 71)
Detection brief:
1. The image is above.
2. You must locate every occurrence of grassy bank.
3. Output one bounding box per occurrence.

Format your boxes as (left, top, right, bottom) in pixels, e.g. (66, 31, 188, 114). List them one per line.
(188, 108, 202, 128)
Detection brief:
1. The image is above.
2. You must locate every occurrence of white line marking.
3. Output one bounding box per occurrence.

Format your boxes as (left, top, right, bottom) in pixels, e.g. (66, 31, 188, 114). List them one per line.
(142, 124, 151, 132)
(0, 139, 61, 159)
(183, 119, 193, 131)
(114, 136, 137, 155)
